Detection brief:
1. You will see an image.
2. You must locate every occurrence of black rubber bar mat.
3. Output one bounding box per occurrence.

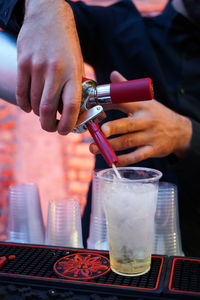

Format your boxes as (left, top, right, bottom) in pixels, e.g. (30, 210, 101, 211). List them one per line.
(0, 242, 167, 298)
(164, 256, 200, 298)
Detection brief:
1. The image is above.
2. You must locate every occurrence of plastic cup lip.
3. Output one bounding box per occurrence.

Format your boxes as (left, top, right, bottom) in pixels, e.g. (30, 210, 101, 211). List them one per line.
(8, 182, 38, 191)
(97, 167, 162, 183)
(48, 198, 80, 205)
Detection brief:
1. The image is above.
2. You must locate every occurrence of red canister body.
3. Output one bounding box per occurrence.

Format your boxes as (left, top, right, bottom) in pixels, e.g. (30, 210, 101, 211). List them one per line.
(110, 78, 153, 103)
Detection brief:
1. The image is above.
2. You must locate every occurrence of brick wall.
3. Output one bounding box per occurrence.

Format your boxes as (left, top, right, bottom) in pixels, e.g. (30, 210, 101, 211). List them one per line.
(0, 102, 17, 240)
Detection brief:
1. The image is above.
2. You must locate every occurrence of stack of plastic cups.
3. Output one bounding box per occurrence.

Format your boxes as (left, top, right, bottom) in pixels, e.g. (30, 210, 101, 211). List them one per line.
(7, 183, 45, 244)
(45, 198, 83, 248)
(87, 170, 108, 250)
(152, 182, 183, 256)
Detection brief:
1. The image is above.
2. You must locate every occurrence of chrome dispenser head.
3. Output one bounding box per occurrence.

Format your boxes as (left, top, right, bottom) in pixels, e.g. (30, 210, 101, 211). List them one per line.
(73, 105, 105, 133)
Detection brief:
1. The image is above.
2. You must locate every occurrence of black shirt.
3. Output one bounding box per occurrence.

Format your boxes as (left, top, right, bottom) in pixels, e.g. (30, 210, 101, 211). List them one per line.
(0, 0, 200, 256)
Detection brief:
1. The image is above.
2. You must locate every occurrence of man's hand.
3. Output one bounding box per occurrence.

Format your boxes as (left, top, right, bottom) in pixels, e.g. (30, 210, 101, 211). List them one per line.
(16, 0, 84, 134)
(90, 71, 192, 166)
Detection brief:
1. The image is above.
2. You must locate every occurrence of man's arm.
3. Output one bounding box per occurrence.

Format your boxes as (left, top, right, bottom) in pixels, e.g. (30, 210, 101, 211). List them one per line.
(0, 0, 84, 135)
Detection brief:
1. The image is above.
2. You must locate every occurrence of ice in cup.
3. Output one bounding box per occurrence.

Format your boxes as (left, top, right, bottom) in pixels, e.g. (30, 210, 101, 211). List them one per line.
(97, 167, 162, 276)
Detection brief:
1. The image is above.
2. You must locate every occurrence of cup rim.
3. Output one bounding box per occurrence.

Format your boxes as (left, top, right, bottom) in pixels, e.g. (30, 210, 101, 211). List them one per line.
(8, 182, 38, 191)
(97, 167, 162, 183)
(48, 198, 81, 206)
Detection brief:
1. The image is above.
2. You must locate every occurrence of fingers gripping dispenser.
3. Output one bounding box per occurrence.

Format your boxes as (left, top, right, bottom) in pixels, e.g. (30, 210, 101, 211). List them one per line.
(74, 77, 154, 166)
(0, 31, 154, 166)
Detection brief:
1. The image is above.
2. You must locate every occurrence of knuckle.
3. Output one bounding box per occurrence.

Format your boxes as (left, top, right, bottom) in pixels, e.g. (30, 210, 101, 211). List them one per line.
(32, 60, 44, 72)
(101, 124, 110, 137)
(18, 57, 30, 71)
(48, 59, 63, 73)
(67, 100, 80, 114)
(40, 102, 55, 116)
(124, 136, 134, 149)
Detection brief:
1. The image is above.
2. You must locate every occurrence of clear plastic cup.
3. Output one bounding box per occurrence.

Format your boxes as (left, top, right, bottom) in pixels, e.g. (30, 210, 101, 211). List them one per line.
(153, 182, 183, 256)
(97, 167, 162, 277)
(87, 170, 108, 250)
(87, 217, 108, 250)
(7, 183, 45, 244)
(45, 198, 83, 248)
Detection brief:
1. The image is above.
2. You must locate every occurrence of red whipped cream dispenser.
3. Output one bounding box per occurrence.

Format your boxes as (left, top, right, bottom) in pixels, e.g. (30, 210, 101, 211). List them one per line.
(0, 31, 154, 167)
(74, 77, 154, 166)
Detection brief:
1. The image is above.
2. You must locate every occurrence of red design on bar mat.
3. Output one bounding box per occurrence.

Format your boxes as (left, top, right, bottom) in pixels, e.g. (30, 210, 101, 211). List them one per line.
(54, 253, 110, 280)
(8, 255, 16, 260)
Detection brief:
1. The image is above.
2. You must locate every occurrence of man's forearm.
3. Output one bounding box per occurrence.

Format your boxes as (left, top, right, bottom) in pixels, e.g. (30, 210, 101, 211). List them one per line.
(16, 0, 84, 134)
(24, 0, 67, 21)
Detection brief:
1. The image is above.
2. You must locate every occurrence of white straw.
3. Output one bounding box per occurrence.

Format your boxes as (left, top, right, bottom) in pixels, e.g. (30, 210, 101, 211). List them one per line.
(112, 163, 121, 179)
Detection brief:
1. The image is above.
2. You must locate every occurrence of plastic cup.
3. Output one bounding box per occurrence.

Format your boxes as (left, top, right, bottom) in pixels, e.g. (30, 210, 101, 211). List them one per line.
(153, 182, 183, 256)
(87, 170, 108, 250)
(45, 198, 83, 248)
(7, 183, 45, 244)
(97, 167, 162, 277)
